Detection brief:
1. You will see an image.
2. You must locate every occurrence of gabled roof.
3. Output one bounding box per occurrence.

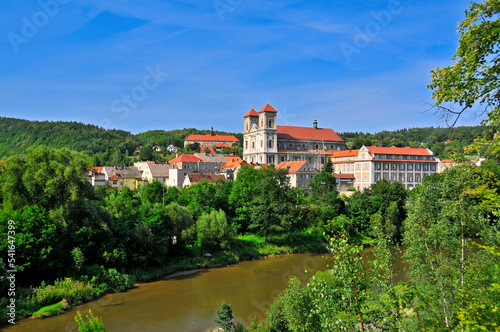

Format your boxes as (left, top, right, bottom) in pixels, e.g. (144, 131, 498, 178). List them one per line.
(91, 166, 104, 173)
(215, 143, 231, 148)
(222, 159, 248, 171)
(169, 154, 204, 163)
(186, 174, 226, 184)
(366, 146, 433, 156)
(185, 134, 239, 142)
(224, 156, 243, 163)
(201, 146, 216, 154)
(147, 163, 174, 177)
(276, 161, 311, 174)
(330, 150, 359, 158)
(104, 166, 142, 179)
(244, 108, 259, 118)
(259, 103, 278, 113)
(195, 153, 228, 163)
(277, 125, 343, 142)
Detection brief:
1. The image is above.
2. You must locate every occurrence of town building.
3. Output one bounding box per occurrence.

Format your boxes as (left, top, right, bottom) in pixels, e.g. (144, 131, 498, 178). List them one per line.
(141, 163, 174, 185)
(330, 146, 438, 190)
(184, 127, 239, 147)
(243, 104, 344, 171)
(275, 160, 318, 190)
(103, 166, 144, 190)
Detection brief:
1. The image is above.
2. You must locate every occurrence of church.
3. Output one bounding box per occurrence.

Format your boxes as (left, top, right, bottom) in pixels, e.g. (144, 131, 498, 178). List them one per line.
(243, 104, 345, 171)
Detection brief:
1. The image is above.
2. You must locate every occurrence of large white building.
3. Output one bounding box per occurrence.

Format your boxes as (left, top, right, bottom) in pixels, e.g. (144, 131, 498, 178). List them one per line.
(330, 145, 438, 190)
(243, 104, 345, 170)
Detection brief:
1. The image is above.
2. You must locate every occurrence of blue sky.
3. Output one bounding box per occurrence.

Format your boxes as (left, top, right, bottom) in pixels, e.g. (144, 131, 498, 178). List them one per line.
(0, 0, 479, 134)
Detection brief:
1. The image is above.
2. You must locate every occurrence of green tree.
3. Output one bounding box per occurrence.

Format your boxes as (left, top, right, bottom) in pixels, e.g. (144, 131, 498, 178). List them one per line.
(403, 166, 499, 329)
(428, 0, 500, 149)
(229, 166, 260, 232)
(197, 209, 234, 251)
(249, 166, 296, 238)
(138, 144, 154, 161)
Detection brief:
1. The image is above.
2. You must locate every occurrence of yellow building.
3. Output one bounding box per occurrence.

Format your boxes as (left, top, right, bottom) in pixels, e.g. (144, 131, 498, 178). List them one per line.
(105, 166, 144, 190)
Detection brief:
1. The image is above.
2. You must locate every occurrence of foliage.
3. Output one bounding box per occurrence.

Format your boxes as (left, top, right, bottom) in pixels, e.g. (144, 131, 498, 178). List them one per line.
(403, 166, 500, 329)
(30, 278, 98, 307)
(215, 300, 245, 332)
(197, 209, 235, 250)
(75, 310, 109, 332)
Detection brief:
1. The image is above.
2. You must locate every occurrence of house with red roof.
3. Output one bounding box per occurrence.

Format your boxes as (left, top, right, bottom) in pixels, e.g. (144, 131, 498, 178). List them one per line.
(243, 103, 344, 171)
(276, 160, 318, 190)
(330, 145, 438, 190)
(184, 127, 239, 148)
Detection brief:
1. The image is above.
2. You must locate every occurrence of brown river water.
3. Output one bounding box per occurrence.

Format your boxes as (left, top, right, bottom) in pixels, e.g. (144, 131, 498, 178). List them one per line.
(3, 249, 403, 331)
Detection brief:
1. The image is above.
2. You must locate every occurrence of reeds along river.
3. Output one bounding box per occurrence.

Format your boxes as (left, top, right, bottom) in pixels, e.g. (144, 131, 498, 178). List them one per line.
(2, 249, 407, 332)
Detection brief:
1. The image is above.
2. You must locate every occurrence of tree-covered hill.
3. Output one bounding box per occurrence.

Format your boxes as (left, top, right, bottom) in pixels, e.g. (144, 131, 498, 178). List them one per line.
(0, 116, 489, 160)
(0, 117, 243, 160)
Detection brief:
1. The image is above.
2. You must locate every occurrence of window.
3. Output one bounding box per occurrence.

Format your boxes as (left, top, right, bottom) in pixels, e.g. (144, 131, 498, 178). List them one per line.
(400, 155, 403, 159)
(364, 176, 367, 181)
(384, 163, 389, 170)
(400, 176, 404, 182)
(364, 163, 367, 170)
(252, 142, 255, 149)
(424, 165, 429, 171)
(392, 164, 396, 170)
(392, 155, 395, 159)
(356, 164, 360, 170)
(245, 141, 248, 149)
(408, 176, 413, 182)
(376, 176, 380, 181)
(431, 165, 436, 171)
(120, 181, 123, 185)
(261, 140, 263, 148)
(407, 155, 411, 159)
(343, 165, 346, 171)
(416, 164, 421, 171)
(416, 176, 420, 182)
(408, 164, 413, 171)
(400, 164, 405, 171)
(376, 163, 381, 170)
(391, 176, 396, 181)
(269, 140, 272, 148)
(315, 144, 319, 149)
(268, 120, 272, 127)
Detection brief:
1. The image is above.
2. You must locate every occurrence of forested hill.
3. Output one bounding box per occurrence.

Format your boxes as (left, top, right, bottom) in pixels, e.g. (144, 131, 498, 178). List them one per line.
(0, 116, 488, 159)
(0, 117, 243, 159)
(339, 125, 490, 158)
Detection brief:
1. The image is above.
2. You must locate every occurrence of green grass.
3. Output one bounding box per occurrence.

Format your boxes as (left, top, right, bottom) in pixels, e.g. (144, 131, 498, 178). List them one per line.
(32, 299, 69, 319)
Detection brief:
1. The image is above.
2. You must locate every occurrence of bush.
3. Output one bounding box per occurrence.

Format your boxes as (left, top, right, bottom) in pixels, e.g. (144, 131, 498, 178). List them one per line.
(75, 310, 108, 332)
(30, 278, 98, 307)
(197, 210, 235, 251)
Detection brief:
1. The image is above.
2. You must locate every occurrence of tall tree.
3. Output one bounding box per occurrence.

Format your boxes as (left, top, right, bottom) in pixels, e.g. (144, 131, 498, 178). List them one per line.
(428, 0, 500, 150)
(403, 166, 499, 329)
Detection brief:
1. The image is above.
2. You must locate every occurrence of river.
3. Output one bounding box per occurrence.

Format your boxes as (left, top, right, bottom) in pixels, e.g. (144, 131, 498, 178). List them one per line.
(3, 253, 332, 331)
(3, 249, 404, 331)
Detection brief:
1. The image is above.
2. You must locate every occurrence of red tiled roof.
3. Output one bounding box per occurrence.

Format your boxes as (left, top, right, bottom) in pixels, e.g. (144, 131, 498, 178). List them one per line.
(277, 125, 343, 142)
(169, 154, 204, 163)
(244, 108, 259, 117)
(330, 150, 359, 158)
(110, 175, 118, 181)
(224, 156, 243, 162)
(91, 166, 104, 173)
(215, 143, 231, 148)
(185, 134, 239, 142)
(259, 103, 278, 113)
(366, 146, 433, 156)
(222, 160, 248, 170)
(201, 146, 216, 154)
(187, 174, 226, 184)
(334, 174, 355, 179)
(276, 161, 308, 174)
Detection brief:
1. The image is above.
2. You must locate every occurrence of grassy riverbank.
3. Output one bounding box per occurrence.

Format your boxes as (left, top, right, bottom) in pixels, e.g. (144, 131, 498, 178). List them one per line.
(0, 230, 328, 324)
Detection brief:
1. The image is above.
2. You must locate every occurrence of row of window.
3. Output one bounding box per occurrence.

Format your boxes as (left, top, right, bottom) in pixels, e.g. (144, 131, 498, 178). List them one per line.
(278, 142, 337, 150)
(337, 163, 436, 172)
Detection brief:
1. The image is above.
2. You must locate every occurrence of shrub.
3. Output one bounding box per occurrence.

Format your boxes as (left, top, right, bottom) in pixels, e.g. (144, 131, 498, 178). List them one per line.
(75, 310, 108, 332)
(197, 210, 235, 251)
(31, 278, 97, 307)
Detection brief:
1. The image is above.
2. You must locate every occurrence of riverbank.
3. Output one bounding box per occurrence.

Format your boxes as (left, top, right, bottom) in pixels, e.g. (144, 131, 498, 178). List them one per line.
(1, 230, 328, 325)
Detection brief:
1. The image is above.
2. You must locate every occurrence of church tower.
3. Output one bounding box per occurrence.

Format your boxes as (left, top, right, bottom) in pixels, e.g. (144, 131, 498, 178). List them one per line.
(243, 104, 278, 164)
